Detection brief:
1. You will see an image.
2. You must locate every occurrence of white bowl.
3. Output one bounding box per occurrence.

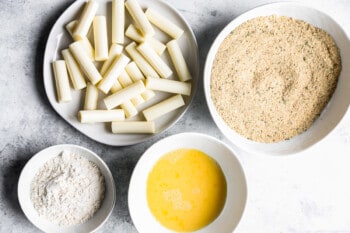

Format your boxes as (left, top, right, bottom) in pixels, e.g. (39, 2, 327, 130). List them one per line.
(204, 2, 350, 156)
(128, 132, 247, 233)
(17, 144, 116, 233)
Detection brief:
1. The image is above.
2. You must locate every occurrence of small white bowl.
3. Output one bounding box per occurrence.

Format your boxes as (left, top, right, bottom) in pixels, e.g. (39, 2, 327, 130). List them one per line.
(18, 144, 116, 233)
(128, 132, 247, 233)
(204, 2, 350, 156)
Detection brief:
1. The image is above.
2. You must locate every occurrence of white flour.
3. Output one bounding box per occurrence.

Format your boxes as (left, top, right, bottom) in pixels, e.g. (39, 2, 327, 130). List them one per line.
(30, 150, 105, 226)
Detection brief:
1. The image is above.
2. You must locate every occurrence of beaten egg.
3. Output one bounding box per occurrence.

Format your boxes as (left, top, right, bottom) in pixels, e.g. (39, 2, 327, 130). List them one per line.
(147, 148, 227, 232)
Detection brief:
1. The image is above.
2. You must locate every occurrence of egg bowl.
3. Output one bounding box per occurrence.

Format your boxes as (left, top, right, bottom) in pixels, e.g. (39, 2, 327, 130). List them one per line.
(128, 132, 247, 233)
(203, 2, 350, 155)
(17, 144, 116, 233)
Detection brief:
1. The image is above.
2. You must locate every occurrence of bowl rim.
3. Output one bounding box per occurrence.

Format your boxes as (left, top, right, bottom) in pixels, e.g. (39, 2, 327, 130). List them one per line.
(128, 132, 248, 233)
(203, 1, 350, 156)
(17, 144, 116, 233)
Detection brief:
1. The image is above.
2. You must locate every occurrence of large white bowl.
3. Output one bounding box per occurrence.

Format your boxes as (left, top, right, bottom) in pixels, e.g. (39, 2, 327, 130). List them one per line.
(18, 144, 116, 233)
(128, 132, 247, 233)
(204, 2, 350, 156)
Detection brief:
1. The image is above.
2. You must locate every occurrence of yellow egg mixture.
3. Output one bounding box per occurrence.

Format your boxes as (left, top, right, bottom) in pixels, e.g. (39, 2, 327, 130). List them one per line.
(147, 148, 227, 232)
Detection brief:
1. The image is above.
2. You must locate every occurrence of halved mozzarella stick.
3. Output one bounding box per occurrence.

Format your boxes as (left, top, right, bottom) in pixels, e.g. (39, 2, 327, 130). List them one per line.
(145, 76, 191, 96)
(125, 25, 166, 55)
(125, 24, 144, 43)
(98, 53, 130, 94)
(125, 61, 145, 81)
(118, 70, 133, 87)
(65, 20, 77, 38)
(110, 80, 123, 93)
(104, 80, 146, 109)
(143, 94, 185, 121)
(80, 37, 95, 60)
(120, 100, 138, 118)
(61, 49, 86, 90)
(73, 0, 99, 41)
(145, 8, 184, 39)
(125, 0, 155, 37)
(148, 37, 167, 55)
(141, 89, 156, 101)
(78, 109, 125, 123)
(125, 62, 156, 102)
(112, 0, 124, 44)
(125, 42, 160, 78)
(166, 40, 192, 82)
(84, 83, 99, 110)
(93, 16, 109, 61)
(118, 70, 145, 106)
(52, 60, 72, 103)
(112, 121, 155, 133)
(66, 21, 95, 60)
(137, 42, 172, 79)
(69, 41, 102, 84)
(100, 44, 124, 76)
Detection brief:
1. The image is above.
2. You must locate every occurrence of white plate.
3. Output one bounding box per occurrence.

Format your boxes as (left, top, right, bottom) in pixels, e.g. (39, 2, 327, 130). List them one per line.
(204, 2, 350, 155)
(17, 144, 116, 233)
(43, 0, 199, 146)
(128, 132, 247, 233)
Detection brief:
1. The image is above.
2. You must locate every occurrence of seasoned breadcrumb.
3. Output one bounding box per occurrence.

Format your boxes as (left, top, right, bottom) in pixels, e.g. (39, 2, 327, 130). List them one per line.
(210, 15, 341, 143)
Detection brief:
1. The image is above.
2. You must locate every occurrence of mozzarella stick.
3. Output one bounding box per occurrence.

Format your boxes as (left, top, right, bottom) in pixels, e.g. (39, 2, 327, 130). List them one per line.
(125, 62, 156, 101)
(120, 100, 138, 118)
(61, 49, 86, 90)
(104, 80, 145, 109)
(125, 24, 144, 43)
(145, 8, 184, 39)
(137, 42, 172, 79)
(100, 44, 124, 76)
(166, 40, 192, 82)
(65, 20, 77, 38)
(143, 94, 185, 121)
(78, 110, 125, 123)
(125, 25, 166, 55)
(80, 37, 95, 60)
(73, 0, 99, 41)
(84, 83, 99, 110)
(98, 53, 130, 94)
(125, 0, 155, 37)
(66, 20, 95, 60)
(112, 121, 155, 133)
(125, 42, 160, 78)
(69, 41, 102, 84)
(118, 70, 133, 87)
(110, 80, 123, 93)
(52, 60, 72, 103)
(141, 89, 156, 101)
(145, 76, 191, 96)
(112, 0, 124, 44)
(118, 70, 145, 106)
(93, 16, 109, 61)
(148, 37, 167, 55)
(125, 61, 145, 81)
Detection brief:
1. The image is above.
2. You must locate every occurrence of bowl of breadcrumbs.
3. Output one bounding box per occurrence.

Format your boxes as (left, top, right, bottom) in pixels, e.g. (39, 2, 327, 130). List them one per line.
(204, 2, 350, 155)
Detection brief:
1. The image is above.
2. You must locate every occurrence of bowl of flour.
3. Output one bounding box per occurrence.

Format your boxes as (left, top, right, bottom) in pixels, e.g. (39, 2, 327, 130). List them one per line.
(18, 144, 116, 233)
(204, 2, 350, 155)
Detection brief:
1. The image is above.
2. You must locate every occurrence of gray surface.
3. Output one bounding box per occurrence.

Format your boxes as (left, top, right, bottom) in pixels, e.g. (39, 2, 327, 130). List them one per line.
(1, 0, 350, 232)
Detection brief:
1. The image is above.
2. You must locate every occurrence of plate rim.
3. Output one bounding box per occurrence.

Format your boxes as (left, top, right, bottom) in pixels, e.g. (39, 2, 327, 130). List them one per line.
(43, 0, 199, 146)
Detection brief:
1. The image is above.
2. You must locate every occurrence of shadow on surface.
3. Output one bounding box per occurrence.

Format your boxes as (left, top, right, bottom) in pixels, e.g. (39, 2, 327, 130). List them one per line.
(33, 1, 74, 108)
(1, 148, 31, 216)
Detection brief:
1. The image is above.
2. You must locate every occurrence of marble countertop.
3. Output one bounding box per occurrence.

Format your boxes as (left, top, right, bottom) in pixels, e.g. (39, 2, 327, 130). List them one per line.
(1, 0, 350, 232)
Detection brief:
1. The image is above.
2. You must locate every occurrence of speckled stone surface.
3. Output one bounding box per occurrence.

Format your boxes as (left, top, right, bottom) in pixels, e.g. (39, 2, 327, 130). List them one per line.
(1, 0, 350, 232)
